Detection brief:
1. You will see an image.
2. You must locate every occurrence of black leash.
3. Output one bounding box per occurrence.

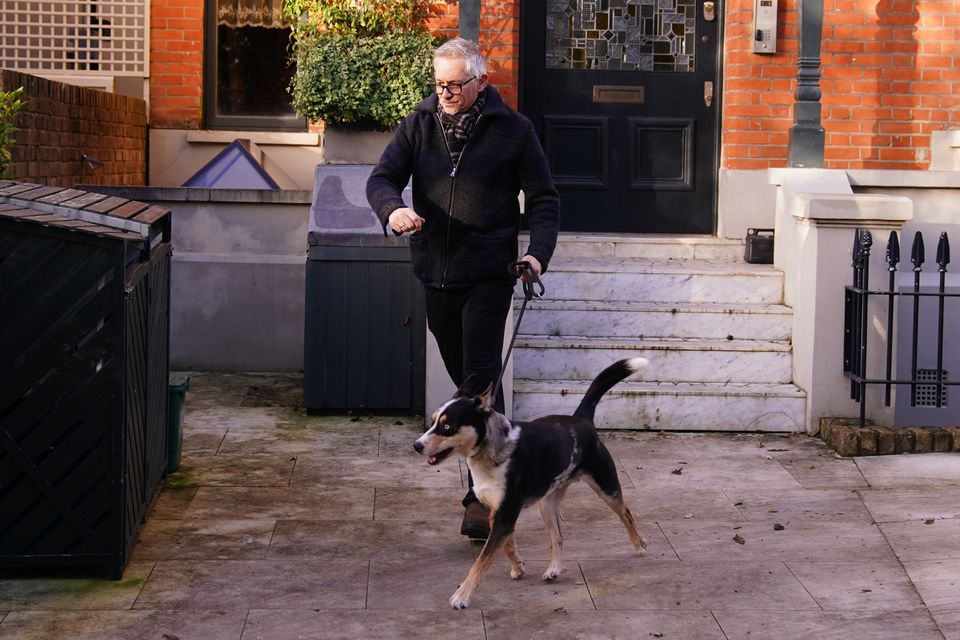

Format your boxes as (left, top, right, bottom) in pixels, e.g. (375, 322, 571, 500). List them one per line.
(492, 261, 545, 400)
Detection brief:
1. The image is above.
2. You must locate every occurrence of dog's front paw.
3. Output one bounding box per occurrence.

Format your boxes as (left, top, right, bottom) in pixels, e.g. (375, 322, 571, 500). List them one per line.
(510, 560, 526, 580)
(449, 588, 471, 609)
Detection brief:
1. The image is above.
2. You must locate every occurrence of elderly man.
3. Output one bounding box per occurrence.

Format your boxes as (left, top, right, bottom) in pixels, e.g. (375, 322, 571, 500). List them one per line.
(367, 37, 560, 539)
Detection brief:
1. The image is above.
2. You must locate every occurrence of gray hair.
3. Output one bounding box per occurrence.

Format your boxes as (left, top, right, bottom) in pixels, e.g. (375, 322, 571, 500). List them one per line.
(434, 37, 487, 77)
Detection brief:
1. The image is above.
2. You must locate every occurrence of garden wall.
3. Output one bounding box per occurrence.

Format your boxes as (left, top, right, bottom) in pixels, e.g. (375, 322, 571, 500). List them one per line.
(1, 70, 147, 186)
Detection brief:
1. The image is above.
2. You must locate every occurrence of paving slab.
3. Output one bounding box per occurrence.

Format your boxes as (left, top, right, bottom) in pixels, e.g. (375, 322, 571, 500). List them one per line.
(216, 419, 382, 457)
(619, 453, 804, 491)
(291, 455, 464, 489)
(147, 486, 199, 520)
(659, 519, 892, 561)
(855, 453, 960, 487)
(902, 559, 960, 614)
(776, 454, 870, 489)
(713, 609, 944, 640)
(0, 562, 153, 611)
(727, 489, 874, 522)
(933, 609, 960, 640)
(785, 560, 926, 610)
(859, 488, 960, 522)
(182, 428, 228, 455)
(0, 610, 246, 640)
(130, 519, 275, 561)
(483, 610, 726, 639)
(240, 609, 485, 640)
(880, 518, 960, 561)
(185, 486, 374, 521)
(580, 560, 819, 610)
(133, 559, 368, 610)
(174, 453, 296, 487)
(367, 558, 596, 611)
(182, 406, 301, 430)
(372, 487, 476, 520)
(266, 519, 473, 561)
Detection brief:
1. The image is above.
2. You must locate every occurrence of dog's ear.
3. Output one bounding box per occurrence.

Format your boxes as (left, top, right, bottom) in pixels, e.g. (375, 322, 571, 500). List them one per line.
(474, 383, 495, 413)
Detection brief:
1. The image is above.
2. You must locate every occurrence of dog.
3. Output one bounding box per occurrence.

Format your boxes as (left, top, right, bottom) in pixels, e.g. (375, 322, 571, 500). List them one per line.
(413, 357, 649, 609)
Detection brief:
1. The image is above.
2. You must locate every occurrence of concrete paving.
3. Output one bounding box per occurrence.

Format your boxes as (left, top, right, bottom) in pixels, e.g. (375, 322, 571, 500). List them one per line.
(2, 372, 960, 639)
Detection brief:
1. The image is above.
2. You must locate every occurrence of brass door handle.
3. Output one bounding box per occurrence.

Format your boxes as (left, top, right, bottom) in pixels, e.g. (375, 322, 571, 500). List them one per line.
(704, 81, 714, 107)
(703, 1, 716, 21)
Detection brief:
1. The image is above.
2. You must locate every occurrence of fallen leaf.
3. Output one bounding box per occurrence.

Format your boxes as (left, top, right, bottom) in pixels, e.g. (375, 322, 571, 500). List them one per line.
(671, 468, 683, 475)
(684, 513, 695, 519)
(774, 523, 785, 531)
(733, 534, 745, 545)
(862, 588, 872, 593)
(757, 441, 765, 448)
(925, 518, 935, 525)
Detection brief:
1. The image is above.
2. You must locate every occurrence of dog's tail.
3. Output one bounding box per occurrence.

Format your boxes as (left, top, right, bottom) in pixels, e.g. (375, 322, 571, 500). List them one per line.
(572, 357, 649, 421)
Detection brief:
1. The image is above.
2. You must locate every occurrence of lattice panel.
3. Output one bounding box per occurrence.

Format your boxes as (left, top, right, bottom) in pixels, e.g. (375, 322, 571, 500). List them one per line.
(0, 0, 146, 75)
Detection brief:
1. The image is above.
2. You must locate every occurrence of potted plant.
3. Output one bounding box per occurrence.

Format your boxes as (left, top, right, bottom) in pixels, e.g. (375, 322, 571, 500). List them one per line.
(284, 0, 436, 161)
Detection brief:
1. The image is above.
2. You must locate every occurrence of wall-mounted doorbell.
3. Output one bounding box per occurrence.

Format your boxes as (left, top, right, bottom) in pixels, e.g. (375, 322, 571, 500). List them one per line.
(752, 0, 778, 53)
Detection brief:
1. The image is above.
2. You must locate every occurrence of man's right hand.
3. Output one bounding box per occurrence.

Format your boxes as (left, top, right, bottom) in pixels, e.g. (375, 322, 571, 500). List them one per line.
(389, 208, 425, 234)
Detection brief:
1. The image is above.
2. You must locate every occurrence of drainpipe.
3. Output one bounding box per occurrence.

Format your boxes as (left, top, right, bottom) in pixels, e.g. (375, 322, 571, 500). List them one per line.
(787, 0, 826, 168)
(459, 0, 480, 42)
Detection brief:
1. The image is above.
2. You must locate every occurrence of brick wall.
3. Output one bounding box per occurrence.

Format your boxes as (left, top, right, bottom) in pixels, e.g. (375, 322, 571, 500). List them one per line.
(1, 71, 147, 186)
(146, 0, 959, 170)
(722, 0, 960, 170)
(150, 0, 204, 129)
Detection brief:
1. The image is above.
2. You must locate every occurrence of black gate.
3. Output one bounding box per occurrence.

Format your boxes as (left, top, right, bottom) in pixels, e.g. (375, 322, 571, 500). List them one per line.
(844, 228, 957, 427)
(0, 182, 171, 577)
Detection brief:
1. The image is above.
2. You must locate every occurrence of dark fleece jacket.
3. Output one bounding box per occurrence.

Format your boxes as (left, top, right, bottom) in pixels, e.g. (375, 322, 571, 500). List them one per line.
(366, 87, 560, 289)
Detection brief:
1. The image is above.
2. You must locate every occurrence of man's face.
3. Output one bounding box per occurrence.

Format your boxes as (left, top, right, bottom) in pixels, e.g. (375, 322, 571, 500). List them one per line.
(434, 56, 487, 115)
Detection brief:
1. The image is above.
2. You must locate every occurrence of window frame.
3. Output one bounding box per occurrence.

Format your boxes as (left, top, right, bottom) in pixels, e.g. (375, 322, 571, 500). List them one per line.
(202, 0, 306, 131)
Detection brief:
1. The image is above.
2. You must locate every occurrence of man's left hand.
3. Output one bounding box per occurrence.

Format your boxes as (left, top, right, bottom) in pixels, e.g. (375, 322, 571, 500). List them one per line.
(519, 255, 541, 282)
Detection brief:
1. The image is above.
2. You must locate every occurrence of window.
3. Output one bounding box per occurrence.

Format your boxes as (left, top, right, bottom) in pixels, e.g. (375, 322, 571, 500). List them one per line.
(204, 0, 305, 130)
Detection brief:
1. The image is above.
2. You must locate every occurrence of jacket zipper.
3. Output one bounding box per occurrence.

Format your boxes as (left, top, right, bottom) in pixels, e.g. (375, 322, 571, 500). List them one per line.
(437, 112, 482, 288)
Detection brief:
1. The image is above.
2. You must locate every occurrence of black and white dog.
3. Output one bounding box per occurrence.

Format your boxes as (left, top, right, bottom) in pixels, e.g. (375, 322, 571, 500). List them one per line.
(414, 357, 649, 609)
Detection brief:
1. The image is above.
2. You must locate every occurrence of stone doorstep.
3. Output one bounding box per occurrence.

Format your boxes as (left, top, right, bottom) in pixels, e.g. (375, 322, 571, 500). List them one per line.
(819, 417, 960, 457)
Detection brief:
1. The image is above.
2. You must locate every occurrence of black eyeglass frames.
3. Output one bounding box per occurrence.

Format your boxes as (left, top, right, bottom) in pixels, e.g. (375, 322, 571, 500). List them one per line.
(435, 76, 477, 95)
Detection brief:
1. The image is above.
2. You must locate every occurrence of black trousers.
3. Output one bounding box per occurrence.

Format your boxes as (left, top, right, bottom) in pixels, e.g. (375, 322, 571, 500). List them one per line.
(424, 281, 513, 506)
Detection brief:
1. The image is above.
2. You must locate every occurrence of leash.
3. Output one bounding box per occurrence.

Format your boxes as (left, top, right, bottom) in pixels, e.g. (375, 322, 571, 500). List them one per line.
(492, 260, 545, 400)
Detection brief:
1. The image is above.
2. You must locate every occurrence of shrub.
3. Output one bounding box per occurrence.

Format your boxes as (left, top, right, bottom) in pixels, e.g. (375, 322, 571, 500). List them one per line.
(282, 0, 432, 39)
(290, 30, 434, 128)
(0, 87, 24, 176)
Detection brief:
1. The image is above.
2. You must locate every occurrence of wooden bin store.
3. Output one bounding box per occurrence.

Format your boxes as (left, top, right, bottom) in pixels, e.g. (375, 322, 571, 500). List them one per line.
(0, 182, 171, 578)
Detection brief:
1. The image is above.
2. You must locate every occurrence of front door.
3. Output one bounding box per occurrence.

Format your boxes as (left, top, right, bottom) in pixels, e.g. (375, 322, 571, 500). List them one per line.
(520, 0, 721, 233)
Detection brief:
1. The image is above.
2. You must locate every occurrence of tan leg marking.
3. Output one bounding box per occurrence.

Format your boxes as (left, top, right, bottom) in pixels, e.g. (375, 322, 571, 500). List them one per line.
(583, 476, 647, 552)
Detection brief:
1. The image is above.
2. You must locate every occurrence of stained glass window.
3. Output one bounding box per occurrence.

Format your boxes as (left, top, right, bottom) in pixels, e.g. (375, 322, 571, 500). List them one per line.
(546, 0, 696, 72)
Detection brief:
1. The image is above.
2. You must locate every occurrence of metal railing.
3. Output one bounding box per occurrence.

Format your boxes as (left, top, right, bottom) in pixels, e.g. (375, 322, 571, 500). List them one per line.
(844, 228, 958, 426)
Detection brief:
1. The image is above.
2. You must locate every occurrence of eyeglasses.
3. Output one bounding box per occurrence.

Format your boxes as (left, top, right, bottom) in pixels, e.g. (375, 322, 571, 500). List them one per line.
(435, 76, 477, 95)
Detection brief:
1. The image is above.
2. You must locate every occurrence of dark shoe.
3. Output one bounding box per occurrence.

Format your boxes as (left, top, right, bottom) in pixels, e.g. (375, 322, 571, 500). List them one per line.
(460, 501, 490, 539)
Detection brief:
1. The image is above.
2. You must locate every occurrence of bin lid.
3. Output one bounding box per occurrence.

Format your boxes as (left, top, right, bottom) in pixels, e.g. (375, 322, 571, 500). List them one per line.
(0, 181, 169, 240)
(308, 165, 411, 247)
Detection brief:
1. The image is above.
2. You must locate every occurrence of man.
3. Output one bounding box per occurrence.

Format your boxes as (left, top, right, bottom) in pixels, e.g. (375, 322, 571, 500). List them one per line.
(367, 37, 560, 539)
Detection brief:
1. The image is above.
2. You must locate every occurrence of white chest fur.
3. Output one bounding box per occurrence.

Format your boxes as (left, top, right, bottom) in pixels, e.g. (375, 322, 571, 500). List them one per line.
(467, 458, 509, 513)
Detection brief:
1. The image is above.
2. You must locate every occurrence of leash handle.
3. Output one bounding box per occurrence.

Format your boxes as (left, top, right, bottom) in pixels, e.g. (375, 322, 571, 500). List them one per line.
(510, 260, 545, 301)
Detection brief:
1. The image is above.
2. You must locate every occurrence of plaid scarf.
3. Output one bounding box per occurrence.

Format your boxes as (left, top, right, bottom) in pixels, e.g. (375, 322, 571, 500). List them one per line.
(438, 90, 486, 169)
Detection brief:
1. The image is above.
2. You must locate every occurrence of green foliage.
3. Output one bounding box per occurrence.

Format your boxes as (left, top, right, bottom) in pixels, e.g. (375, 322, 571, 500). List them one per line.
(282, 0, 432, 39)
(290, 31, 434, 128)
(0, 87, 24, 176)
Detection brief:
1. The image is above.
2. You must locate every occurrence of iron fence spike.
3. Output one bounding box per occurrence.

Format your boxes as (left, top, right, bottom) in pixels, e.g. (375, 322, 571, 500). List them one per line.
(886, 230, 900, 269)
(936, 232, 950, 269)
(911, 230, 925, 268)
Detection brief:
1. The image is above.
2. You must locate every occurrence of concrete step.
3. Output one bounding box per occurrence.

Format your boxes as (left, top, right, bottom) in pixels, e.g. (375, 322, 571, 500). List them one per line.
(523, 233, 746, 261)
(541, 257, 783, 304)
(513, 380, 806, 432)
(515, 299, 792, 341)
(514, 337, 792, 384)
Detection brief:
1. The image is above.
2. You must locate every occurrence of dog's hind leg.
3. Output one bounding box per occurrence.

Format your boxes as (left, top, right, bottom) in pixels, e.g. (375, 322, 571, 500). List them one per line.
(503, 533, 525, 580)
(582, 443, 647, 553)
(539, 486, 568, 581)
